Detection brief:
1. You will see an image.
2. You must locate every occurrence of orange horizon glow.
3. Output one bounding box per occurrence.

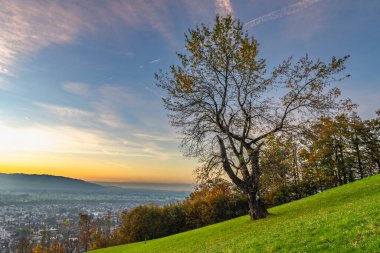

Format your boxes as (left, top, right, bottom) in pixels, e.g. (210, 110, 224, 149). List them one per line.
(0, 122, 196, 184)
(0, 164, 195, 184)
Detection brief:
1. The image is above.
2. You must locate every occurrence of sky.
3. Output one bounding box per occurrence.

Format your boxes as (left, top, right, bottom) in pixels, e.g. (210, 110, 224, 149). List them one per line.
(0, 0, 379, 183)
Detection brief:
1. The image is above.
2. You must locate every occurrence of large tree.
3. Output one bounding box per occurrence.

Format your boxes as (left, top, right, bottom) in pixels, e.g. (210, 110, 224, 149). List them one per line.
(156, 16, 350, 220)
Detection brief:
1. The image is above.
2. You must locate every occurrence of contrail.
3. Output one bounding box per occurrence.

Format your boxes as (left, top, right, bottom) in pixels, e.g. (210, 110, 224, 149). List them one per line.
(244, 0, 322, 29)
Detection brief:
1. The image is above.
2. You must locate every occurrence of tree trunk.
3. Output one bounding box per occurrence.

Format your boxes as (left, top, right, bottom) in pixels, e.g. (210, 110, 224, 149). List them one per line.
(247, 148, 268, 220)
(376, 159, 380, 173)
(217, 136, 268, 220)
(338, 145, 348, 184)
(247, 190, 268, 220)
(356, 143, 364, 179)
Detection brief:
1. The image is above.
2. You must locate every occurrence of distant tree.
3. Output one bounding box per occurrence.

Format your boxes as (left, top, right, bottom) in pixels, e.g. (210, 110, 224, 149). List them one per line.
(39, 228, 52, 250)
(91, 213, 114, 250)
(32, 243, 43, 253)
(117, 204, 184, 244)
(49, 240, 65, 253)
(60, 219, 73, 252)
(79, 213, 91, 251)
(183, 178, 247, 228)
(115, 179, 245, 245)
(156, 15, 350, 219)
(103, 212, 112, 240)
(308, 115, 352, 186)
(15, 229, 33, 253)
(363, 115, 380, 173)
(260, 134, 296, 205)
(91, 212, 113, 249)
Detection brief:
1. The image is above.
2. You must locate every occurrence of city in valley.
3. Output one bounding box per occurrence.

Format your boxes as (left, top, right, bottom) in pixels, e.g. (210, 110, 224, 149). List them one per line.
(0, 174, 189, 253)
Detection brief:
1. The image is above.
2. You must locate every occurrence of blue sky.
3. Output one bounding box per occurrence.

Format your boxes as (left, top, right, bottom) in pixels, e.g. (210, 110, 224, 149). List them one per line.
(0, 0, 379, 183)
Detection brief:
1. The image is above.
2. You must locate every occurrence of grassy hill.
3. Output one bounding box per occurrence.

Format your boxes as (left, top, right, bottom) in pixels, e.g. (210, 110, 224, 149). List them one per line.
(92, 174, 380, 253)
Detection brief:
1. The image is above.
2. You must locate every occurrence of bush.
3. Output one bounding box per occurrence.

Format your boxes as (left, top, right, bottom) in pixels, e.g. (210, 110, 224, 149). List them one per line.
(116, 179, 247, 244)
(184, 179, 247, 229)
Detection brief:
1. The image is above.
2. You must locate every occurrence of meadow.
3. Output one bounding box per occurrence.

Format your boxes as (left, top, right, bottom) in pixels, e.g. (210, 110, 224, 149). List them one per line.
(93, 174, 380, 253)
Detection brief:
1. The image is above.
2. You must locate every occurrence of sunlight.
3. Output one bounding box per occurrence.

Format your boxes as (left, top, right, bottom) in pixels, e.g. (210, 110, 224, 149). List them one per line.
(0, 123, 55, 152)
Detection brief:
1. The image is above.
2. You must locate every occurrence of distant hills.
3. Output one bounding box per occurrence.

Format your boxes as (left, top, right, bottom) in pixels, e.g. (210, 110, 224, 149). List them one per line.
(0, 173, 106, 193)
(95, 182, 195, 191)
(0, 173, 193, 193)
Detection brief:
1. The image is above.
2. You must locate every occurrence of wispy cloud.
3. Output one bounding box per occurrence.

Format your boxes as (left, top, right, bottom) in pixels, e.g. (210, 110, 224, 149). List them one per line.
(109, 0, 178, 45)
(0, 1, 89, 75)
(0, 118, 180, 161)
(0, 65, 10, 75)
(34, 99, 127, 130)
(36, 84, 152, 130)
(215, 0, 234, 16)
(0, 121, 107, 154)
(149, 59, 160, 64)
(34, 102, 93, 120)
(62, 82, 91, 96)
(93, 102, 127, 129)
(26, 81, 183, 161)
(0, 1, 179, 75)
(0, 77, 10, 90)
(132, 132, 179, 142)
(244, 0, 322, 29)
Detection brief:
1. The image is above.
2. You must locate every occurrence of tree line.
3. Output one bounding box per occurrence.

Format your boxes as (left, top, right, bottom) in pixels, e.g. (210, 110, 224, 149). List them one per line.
(260, 111, 380, 206)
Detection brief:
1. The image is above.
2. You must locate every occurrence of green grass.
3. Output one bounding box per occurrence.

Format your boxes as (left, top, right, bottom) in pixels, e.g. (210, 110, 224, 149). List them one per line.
(92, 175, 380, 253)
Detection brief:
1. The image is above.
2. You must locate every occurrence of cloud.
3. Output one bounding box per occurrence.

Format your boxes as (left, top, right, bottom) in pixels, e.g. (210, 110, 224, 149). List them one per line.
(244, 0, 322, 29)
(132, 132, 179, 142)
(0, 1, 89, 75)
(34, 102, 93, 120)
(35, 84, 148, 129)
(0, 77, 10, 90)
(98, 85, 141, 108)
(0, 65, 10, 75)
(0, 1, 180, 75)
(91, 85, 138, 129)
(215, 0, 234, 16)
(0, 118, 180, 161)
(149, 59, 160, 64)
(29, 82, 183, 160)
(62, 82, 91, 96)
(93, 102, 127, 129)
(108, 0, 178, 45)
(34, 98, 127, 129)
(0, 121, 107, 154)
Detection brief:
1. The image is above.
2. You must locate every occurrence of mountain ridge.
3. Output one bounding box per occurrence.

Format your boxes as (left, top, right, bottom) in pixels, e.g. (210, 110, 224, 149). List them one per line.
(0, 173, 106, 193)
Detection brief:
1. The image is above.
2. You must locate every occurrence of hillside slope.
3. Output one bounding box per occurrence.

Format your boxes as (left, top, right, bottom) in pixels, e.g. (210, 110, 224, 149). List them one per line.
(93, 174, 380, 253)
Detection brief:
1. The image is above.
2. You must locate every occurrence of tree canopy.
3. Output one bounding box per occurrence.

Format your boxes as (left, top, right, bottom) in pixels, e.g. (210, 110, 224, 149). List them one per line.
(156, 16, 351, 220)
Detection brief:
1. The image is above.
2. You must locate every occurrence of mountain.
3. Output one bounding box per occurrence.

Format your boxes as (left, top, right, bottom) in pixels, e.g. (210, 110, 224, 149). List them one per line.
(92, 174, 380, 253)
(94, 182, 195, 191)
(0, 173, 106, 193)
